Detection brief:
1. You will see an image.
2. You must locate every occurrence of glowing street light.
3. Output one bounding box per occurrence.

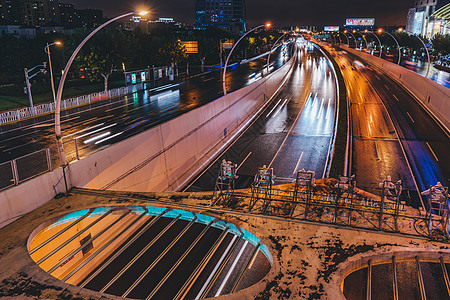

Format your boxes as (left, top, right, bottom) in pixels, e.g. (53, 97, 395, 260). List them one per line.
(222, 23, 271, 96)
(44, 41, 63, 103)
(54, 10, 149, 168)
(378, 29, 401, 65)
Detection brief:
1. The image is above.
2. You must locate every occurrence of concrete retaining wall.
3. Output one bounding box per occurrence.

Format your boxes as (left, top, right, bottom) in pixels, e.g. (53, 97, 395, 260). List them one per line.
(0, 55, 296, 228)
(342, 45, 450, 132)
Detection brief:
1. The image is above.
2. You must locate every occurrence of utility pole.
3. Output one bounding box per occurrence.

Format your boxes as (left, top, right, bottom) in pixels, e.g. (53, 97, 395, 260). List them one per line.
(24, 63, 47, 108)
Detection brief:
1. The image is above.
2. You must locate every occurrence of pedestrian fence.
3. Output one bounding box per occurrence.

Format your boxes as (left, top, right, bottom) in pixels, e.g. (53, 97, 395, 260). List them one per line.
(0, 83, 145, 126)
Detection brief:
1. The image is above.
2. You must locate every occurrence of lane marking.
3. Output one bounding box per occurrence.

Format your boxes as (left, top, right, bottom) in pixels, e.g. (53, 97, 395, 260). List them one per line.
(266, 98, 283, 117)
(272, 98, 289, 118)
(426, 142, 439, 162)
(292, 152, 304, 175)
(215, 240, 248, 297)
(237, 152, 252, 171)
(268, 95, 305, 168)
(393, 95, 400, 102)
(406, 112, 415, 123)
(196, 235, 237, 299)
(384, 84, 390, 90)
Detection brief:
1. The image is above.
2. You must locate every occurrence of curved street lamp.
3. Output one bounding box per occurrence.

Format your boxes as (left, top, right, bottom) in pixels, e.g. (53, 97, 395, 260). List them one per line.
(378, 29, 401, 65)
(353, 31, 368, 49)
(366, 31, 383, 58)
(267, 32, 288, 74)
(223, 23, 271, 96)
(347, 31, 358, 48)
(338, 32, 349, 45)
(45, 41, 62, 103)
(55, 11, 148, 167)
(411, 34, 431, 78)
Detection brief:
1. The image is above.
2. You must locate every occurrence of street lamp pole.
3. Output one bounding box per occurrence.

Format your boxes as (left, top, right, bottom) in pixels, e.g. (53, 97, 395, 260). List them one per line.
(354, 31, 368, 49)
(24, 63, 47, 108)
(411, 34, 431, 78)
(267, 32, 288, 74)
(55, 11, 148, 167)
(223, 24, 269, 96)
(379, 30, 401, 65)
(367, 31, 383, 58)
(45, 41, 62, 103)
(347, 32, 357, 48)
(339, 32, 349, 45)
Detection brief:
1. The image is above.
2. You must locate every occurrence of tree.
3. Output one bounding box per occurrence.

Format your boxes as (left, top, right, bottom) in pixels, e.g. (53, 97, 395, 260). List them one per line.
(431, 33, 450, 56)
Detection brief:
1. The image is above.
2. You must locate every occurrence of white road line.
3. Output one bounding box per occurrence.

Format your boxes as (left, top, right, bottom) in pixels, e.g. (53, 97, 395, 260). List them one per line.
(63, 123, 105, 139)
(426, 142, 439, 162)
(406, 112, 415, 123)
(195, 235, 237, 300)
(266, 99, 283, 117)
(215, 240, 248, 297)
(292, 152, 304, 175)
(75, 123, 117, 140)
(272, 98, 289, 118)
(317, 98, 324, 119)
(268, 96, 305, 168)
(393, 95, 400, 102)
(237, 152, 252, 171)
(384, 84, 390, 90)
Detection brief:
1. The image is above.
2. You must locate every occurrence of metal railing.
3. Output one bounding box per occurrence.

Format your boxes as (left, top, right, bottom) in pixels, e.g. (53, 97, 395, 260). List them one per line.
(0, 83, 145, 126)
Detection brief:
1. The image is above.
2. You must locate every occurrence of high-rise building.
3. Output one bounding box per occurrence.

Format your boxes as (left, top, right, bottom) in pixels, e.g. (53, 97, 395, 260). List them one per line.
(195, 0, 246, 34)
(0, 0, 21, 24)
(20, 0, 60, 27)
(406, 0, 438, 36)
(58, 2, 75, 28)
(75, 8, 103, 28)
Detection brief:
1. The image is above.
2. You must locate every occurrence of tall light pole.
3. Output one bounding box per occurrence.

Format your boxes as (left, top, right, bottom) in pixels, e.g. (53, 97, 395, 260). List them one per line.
(353, 31, 368, 49)
(340, 31, 349, 45)
(411, 34, 431, 78)
(378, 29, 401, 65)
(45, 41, 62, 103)
(222, 23, 271, 96)
(267, 32, 288, 74)
(347, 31, 357, 48)
(24, 63, 47, 108)
(366, 30, 383, 58)
(55, 11, 148, 167)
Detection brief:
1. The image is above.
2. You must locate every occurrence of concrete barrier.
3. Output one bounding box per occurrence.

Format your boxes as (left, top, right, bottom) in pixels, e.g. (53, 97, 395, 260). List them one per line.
(341, 45, 450, 133)
(0, 54, 296, 228)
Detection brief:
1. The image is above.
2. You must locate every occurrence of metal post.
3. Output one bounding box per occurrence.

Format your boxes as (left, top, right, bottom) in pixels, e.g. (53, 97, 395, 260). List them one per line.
(440, 257, 450, 298)
(367, 260, 372, 300)
(416, 256, 427, 300)
(380, 181, 386, 230)
(392, 256, 399, 300)
(46, 148, 52, 171)
(24, 68, 33, 107)
(46, 43, 57, 102)
(267, 33, 288, 74)
(11, 160, 19, 185)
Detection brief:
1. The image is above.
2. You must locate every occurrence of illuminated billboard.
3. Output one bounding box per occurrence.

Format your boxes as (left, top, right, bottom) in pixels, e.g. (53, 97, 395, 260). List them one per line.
(413, 11, 424, 35)
(345, 18, 375, 27)
(181, 41, 199, 54)
(324, 26, 339, 32)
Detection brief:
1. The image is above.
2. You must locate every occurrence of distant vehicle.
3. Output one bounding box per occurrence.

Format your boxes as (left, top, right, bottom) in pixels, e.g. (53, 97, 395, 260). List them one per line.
(341, 65, 346, 69)
(351, 66, 356, 70)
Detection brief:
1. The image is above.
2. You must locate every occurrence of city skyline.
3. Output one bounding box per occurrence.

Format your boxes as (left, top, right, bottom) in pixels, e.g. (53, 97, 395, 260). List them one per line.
(59, 0, 413, 26)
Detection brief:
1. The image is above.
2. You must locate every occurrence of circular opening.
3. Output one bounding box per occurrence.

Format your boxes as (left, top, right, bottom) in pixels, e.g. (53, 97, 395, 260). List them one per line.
(28, 206, 272, 299)
(343, 257, 450, 299)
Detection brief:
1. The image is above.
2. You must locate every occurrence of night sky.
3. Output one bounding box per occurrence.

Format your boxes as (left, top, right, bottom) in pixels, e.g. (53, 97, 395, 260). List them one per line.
(62, 0, 413, 26)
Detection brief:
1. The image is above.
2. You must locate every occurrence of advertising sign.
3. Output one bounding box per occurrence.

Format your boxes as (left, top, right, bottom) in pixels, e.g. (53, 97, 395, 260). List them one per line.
(181, 41, 199, 54)
(345, 18, 375, 26)
(324, 26, 339, 32)
(413, 11, 424, 35)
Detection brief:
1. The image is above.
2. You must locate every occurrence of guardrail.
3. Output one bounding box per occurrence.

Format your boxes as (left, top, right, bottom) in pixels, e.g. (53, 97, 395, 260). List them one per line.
(0, 83, 145, 126)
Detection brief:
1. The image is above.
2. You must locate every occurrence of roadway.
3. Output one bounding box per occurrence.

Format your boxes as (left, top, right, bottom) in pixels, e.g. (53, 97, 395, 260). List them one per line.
(334, 45, 450, 206)
(0, 44, 293, 165)
(185, 39, 337, 191)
